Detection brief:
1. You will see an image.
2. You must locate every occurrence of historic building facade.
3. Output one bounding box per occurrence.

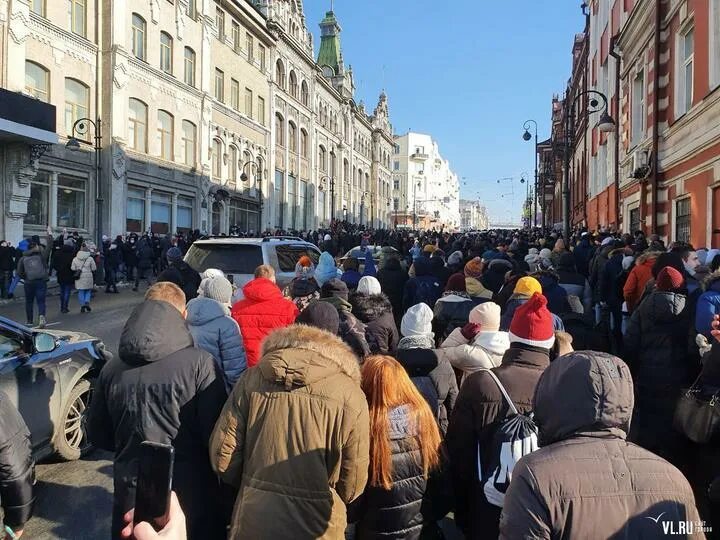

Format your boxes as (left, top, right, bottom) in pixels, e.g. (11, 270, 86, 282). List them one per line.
(459, 199, 488, 231)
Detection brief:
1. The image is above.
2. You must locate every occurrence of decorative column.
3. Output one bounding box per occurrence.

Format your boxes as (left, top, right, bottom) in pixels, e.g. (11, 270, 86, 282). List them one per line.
(144, 187, 153, 233)
(49, 173, 59, 228)
(171, 193, 178, 234)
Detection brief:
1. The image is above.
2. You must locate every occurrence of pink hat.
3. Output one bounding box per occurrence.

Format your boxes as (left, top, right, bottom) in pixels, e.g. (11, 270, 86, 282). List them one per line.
(469, 302, 501, 331)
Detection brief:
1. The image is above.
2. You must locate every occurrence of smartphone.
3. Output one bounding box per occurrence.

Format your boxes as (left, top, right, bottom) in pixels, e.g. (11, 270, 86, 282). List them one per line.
(134, 441, 174, 530)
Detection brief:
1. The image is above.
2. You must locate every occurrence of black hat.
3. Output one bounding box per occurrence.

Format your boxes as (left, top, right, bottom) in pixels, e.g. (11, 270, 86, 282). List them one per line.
(320, 278, 349, 301)
(296, 302, 340, 334)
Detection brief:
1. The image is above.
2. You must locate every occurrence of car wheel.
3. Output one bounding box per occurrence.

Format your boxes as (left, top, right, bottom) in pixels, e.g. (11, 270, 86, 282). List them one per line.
(53, 379, 93, 461)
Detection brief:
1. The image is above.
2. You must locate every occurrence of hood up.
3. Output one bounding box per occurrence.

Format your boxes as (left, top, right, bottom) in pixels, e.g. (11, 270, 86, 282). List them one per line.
(119, 301, 194, 366)
(533, 351, 634, 447)
(643, 290, 687, 322)
(320, 295, 353, 313)
(348, 292, 393, 323)
(185, 296, 229, 326)
(702, 269, 720, 292)
(413, 256, 432, 277)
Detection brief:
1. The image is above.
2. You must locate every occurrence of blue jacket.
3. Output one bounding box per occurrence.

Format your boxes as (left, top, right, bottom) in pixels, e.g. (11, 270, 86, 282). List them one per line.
(341, 250, 376, 290)
(403, 257, 441, 311)
(696, 271, 720, 338)
(185, 297, 246, 392)
(573, 238, 594, 278)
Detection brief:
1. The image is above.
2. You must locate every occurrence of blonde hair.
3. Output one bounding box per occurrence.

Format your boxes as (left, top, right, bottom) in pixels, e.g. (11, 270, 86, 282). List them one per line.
(145, 282, 186, 312)
(254, 264, 276, 282)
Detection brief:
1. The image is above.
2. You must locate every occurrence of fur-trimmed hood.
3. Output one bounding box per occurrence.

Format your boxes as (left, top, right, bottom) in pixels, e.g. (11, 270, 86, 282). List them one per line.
(348, 292, 393, 323)
(636, 250, 662, 265)
(259, 324, 360, 384)
(702, 269, 720, 292)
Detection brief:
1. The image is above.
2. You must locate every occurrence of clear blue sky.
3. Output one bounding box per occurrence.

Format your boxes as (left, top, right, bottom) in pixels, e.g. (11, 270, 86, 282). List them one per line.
(303, 0, 585, 224)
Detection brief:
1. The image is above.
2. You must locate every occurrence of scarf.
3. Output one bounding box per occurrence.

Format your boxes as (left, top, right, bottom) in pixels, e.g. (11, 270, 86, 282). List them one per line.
(442, 290, 470, 299)
(397, 334, 435, 350)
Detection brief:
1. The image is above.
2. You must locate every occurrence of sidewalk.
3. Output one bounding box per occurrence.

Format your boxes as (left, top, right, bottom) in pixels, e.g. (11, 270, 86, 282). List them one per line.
(0, 277, 134, 305)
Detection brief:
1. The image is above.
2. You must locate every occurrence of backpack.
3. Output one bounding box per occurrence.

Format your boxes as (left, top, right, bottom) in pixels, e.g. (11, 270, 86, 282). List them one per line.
(478, 369, 539, 508)
(22, 254, 46, 281)
(416, 278, 440, 308)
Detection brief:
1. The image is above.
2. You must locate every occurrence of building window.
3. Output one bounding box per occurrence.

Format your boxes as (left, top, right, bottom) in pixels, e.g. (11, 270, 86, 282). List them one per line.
(128, 98, 148, 152)
(677, 26, 694, 116)
(160, 32, 173, 74)
(711, 0, 720, 88)
(246, 33, 254, 64)
(275, 114, 284, 147)
(629, 206, 640, 234)
(393, 178, 400, 190)
(288, 175, 297, 228)
(126, 187, 145, 232)
(231, 79, 240, 110)
(67, 0, 86, 37)
(319, 146, 327, 172)
(132, 14, 146, 61)
(631, 70, 645, 145)
(184, 47, 196, 87)
(64, 78, 89, 137)
(393, 161, 400, 171)
(25, 61, 50, 102)
(151, 191, 171, 234)
(216, 8, 225, 41)
(258, 44, 266, 72)
(289, 71, 298, 98)
(257, 96, 265, 126)
(288, 122, 297, 153)
(300, 129, 308, 158)
(232, 20, 240, 52)
(244, 88, 253, 118)
(301, 81, 309, 106)
(186, 0, 196, 19)
(31, 0, 45, 17)
(157, 110, 174, 161)
(177, 196, 193, 234)
(26, 172, 50, 226)
(276, 59, 285, 90)
(215, 68, 224, 102)
(57, 175, 86, 229)
(228, 145, 238, 185)
(275, 170, 284, 228)
(211, 139, 222, 179)
(181, 120, 196, 166)
(676, 198, 691, 242)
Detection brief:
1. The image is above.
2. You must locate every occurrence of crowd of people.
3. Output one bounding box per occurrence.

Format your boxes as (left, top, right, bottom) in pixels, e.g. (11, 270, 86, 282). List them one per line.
(1, 225, 720, 540)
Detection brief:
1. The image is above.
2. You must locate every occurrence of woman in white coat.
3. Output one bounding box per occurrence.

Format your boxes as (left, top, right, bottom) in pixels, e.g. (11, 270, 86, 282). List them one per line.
(71, 244, 97, 313)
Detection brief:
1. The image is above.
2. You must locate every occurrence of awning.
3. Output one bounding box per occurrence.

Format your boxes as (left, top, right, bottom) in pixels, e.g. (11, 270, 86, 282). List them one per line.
(0, 88, 57, 145)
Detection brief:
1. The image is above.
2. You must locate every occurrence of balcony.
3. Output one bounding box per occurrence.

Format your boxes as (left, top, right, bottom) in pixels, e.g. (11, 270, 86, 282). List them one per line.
(409, 149, 428, 161)
(0, 88, 57, 145)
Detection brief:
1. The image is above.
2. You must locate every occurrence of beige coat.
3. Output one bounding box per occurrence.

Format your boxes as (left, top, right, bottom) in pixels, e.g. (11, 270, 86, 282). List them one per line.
(70, 250, 96, 290)
(209, 324, 369, 540)
(439, 328, 509, 384)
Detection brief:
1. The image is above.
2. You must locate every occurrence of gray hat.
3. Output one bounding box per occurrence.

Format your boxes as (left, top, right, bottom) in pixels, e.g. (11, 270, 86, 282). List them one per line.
(167, 246, 183, 263)
(198, 276, 234, 305)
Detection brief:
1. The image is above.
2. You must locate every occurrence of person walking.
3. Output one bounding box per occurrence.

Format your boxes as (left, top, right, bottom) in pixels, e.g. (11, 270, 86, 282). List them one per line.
(88, 282, 228, 540)
(51, 239, 76, 314)
(402, 257, 442, 312)
(122, 233, 138, 284)
(376, 256, 408, 329)
(16, 228, 53, 327)
(349, 276, 400, 355)
(103, 236, 121, 294)
(281, 255, 320, 311)
(0, 241, 15, 299)
(209, 323, 370, 540)
(132, 233, 154, 291)
(71, 243, 97, 313)
(623, 250, 661, 313)
(556, 252, 592, 314)
(433, 272, 474, 343)
(350, 355, 449, 539)
(318, 278, 371, 358)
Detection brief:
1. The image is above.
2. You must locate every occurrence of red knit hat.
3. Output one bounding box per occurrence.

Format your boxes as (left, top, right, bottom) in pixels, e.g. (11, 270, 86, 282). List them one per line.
(656, 266, 685, 291)
(509, 293, 556, 349)
(445, 273, 467, 292)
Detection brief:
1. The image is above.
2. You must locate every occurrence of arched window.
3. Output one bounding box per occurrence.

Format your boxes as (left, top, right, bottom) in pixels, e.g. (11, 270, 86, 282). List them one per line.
(301, 81, 309, 106)
(288, 121, 297, 153)
(300, 129, 308, 158)
(343, 159, 349, 184)
(319, 146, 327, 172)
(289, 70, 298, 98)
(128, 98, 148, 152)
(275, 59, 285, 90)
(184, 47, 196, 87)
(132, 13, 146, 61)
(25, 61, 50, 102)
(160, 32, 173, 74)
(157, 110, 174, 160)
(64, 78, 89, 137)
(211, 138, 222, 179)
(275, 113, 285, 147)
(181, 120, 196, 166)
(228, 145, 238, 184)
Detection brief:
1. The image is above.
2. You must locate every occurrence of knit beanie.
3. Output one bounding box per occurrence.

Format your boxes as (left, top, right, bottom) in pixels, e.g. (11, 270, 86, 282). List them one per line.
(357, 276, 382, 295)
(296, 302, 340, 334)
(167, 247, 183, 263)
(324, 234, 332, 242)
(201, 268, 225, 280)
(464, 257, 484, 279)
(656, 266, 685, 291)
(198, 276, 234, 305)
(315, 252, 340, 287)
(469, 302, 501, 331)
(539, 248, 552, 260)
(509, 293, 555, 349)
(401, 303, 434, 337)
(514, 276, 542, 297)
(320, 278, 349, 301)
(295, 256, 315, 280)
(447, 251, 464, 266)
(423, 244, 437, 254)
(445, 273, 467, 292)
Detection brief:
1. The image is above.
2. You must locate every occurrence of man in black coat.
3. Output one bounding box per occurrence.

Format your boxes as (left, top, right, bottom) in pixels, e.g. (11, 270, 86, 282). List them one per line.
(0, 390, 34, 538)
(88, 282, 227, 540)
(156, 247, 201, 302)
(0, 241, 16, 298)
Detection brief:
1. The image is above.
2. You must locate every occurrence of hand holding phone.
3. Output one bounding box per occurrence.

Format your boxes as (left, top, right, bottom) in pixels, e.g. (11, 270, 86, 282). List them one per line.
(122, 491, 186, 540)
(133, 442, 174, 532)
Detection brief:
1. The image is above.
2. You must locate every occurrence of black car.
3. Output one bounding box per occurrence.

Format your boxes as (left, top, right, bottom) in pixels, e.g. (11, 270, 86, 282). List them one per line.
(0, 317, 107, 461)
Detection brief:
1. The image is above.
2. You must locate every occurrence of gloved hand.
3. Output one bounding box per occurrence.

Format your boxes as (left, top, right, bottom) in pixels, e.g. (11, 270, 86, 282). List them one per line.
(461, 322, 482, 341)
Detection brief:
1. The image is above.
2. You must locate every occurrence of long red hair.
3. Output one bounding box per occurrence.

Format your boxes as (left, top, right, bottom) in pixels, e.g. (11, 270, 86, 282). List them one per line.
(361, 355, 441, 489)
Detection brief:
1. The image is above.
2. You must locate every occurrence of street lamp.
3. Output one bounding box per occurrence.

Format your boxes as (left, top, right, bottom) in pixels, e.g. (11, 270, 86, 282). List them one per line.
(66, 117, 102, 247)
(240, 160, 263, 232)
(318, 175, 335, 223)
(522, 119, 539, 228)
(563, 90, 616, 236)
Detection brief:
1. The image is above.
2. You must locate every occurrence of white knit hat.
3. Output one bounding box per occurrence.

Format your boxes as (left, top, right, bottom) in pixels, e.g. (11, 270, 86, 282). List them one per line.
(469, 302, 501, 331)
(201, 268, 225, 280)
(357, 276, 382, 295)
(539, 248, 552, 259)
(401, 303, 434, 337)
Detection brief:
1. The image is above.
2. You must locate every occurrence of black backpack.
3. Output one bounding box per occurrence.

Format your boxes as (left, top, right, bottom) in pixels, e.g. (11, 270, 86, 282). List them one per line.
(478, 370, 539, 508)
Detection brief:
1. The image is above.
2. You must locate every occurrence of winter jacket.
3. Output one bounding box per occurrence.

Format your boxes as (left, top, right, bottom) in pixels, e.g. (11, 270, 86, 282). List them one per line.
(16, 234, 52, 282)
(186, 297, 247, 393)
(396, 342, 458, 436)
(446, 343, 550, 538)
(572, 237, 594, 277)
(319, 296, 371, 358)
(209, 325, 369, 540)
(536, 270, 570, 315)
(341, 253, 376, 291)
(282, 277, 320, 312)
(348, 293, 399, 355)
(589, 244, 614, 303)
(696, 270, 720, 338)
(157, 261, 201, 302)
(465, 277, 494, 303)
(103, 240, 122, 271)
(0, 390, 34, 531)
(439, 328, 510, 384)
(377, 258, 408, 324)
(122, 236, 138, 267)
(500, 351, 704, 540)
(600, 250, 625, 309)
(623, 251, 660, 312)
(403, 258, 442, 312)
(134, 237, 155, 269)
(501, 295, 565, 332)
(433, 294, 474, 343)
(556, 254, 592, 313)
(71, 250, 97, 290)
(481, 260, 513, 295)
(52, 244, 76, 286)
(88, 300, 228, 539)
(430, 257, 452, 290)
(624, 290, 698, 463)
(0, 245, 16, 272)
(231, 278, 299, 368)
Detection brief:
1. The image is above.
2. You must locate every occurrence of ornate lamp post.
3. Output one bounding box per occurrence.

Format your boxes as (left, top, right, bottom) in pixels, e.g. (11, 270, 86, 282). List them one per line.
(240, 160, 262, 232)
(522, 119, 539, 228)
(66, 117, 102, 246)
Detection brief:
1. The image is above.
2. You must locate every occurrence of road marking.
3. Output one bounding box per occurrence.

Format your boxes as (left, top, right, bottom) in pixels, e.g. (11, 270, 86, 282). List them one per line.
(44, 322, 62, 327)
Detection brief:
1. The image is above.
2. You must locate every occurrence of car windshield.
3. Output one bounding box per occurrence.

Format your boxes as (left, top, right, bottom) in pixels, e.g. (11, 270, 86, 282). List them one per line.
(185, 244, 263, 274)
(276, 245, 320, 272)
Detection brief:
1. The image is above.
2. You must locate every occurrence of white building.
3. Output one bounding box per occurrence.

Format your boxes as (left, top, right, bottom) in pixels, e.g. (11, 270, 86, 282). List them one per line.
(391, 132, 460, 229)
(459, 199, 488, 231)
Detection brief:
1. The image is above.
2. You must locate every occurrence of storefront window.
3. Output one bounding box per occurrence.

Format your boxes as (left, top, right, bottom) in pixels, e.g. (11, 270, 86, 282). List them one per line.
(151, 191, 171, 234)
(26, 172, 50, 226)
(228, 199, 259, 234)
(287, 175, 296, 230)
(177, 196, 193, 234)
(57, 175, 85, 229)
(126, 187, 145, 232)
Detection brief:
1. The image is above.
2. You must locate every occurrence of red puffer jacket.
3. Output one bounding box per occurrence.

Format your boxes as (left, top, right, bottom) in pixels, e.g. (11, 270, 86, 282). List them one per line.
(231, 278, 299, 367)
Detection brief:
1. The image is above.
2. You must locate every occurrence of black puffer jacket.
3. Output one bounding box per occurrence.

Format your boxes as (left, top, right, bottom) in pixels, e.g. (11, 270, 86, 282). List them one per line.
(349, 293, 399, 355)
(433, 294, 473, 344)
(52, 244, 76, 285)
(88, 301, 228, 539)
(377, 258, 409, 325)
(0, 245, 15, 272)
(0, 391, 34, 531)
(157, 261, 202, 302)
